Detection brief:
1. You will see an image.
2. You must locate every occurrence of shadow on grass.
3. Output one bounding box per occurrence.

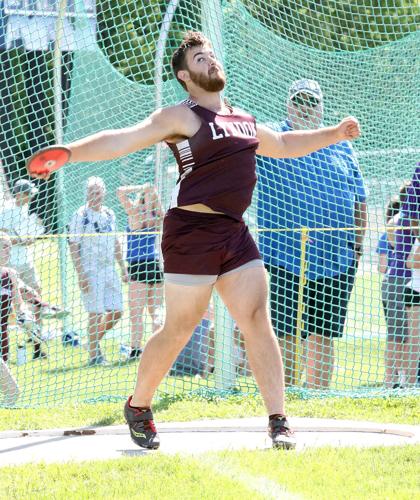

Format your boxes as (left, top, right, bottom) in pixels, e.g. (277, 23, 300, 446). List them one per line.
(152, 386, 258, 412)
(108, 360, 138, 369)
(46, 365, 88, 374)
(91, 415, 122, 426)
(359, 382, 385, 388)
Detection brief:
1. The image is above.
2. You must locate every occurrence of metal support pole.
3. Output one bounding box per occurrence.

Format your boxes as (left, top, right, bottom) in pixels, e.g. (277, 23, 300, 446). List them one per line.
(54, 0, 69, 335)
(292, 228, 309, 386)
(154, 0, 180, 194)
(201, 1, 235, 390)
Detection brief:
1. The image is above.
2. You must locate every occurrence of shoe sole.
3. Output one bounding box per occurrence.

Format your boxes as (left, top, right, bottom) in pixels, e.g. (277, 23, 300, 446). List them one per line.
(124, 405, 160, 450)
(272, 439, 296, 450)
(128, 433, 160, 450)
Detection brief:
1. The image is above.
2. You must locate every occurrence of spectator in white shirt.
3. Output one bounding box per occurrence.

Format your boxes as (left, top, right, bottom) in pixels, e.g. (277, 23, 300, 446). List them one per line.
(68, 177, 128, 366)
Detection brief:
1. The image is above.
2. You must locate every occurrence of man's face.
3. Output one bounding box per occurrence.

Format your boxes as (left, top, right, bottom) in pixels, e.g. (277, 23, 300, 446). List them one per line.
(0, 239, 11, 265)
(287, 92, 323, 130)
(15, 192, 31, 206)
(183, 45, 226, 92)
(87, 185, 105, 209)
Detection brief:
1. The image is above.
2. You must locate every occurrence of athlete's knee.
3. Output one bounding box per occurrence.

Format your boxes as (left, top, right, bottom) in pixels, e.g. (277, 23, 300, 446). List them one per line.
(238, 300, 269, 326)
(160, 318, 197, 343)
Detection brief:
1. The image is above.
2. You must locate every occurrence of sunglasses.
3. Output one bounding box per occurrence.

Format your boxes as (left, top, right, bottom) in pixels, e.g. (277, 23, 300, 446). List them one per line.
(291, 94, 320, 108)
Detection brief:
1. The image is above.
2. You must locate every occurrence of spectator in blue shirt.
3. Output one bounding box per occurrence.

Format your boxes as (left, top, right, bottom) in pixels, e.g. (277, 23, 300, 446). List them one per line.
(257, 79, 367, 388)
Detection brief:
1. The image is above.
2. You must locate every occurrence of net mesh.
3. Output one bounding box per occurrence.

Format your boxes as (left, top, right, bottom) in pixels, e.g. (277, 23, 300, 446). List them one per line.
(0, 0, 419, 407)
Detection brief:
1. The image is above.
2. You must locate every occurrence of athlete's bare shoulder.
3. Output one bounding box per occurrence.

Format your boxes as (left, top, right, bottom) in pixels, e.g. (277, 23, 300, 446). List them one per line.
(160, 100, 202, 143)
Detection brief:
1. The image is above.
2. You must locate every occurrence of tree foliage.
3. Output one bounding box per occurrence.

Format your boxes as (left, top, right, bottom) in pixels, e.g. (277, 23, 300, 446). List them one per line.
(96, 0, 419, 82)
(96, 0, 202, 84)
(240, 0, 419, 51)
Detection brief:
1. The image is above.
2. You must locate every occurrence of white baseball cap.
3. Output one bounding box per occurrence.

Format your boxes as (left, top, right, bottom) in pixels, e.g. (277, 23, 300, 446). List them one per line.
(13, 179, 39, 197)
(288, 79, 323, 101)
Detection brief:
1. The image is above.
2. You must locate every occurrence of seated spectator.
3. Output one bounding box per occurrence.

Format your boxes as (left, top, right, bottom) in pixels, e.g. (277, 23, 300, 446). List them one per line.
(171, 306, 213, 377)
(0, 180, 46, 358)
(0, 232, 27, 405)
(233, 324, 251, 377)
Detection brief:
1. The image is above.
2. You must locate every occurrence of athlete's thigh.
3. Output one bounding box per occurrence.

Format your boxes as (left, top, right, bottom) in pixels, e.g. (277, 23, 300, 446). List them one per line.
(215, 266, 269, 321)
(164, 281, 213, 331)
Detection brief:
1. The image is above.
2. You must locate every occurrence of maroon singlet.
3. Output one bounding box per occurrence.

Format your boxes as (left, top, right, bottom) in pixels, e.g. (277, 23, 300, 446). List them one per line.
(0, 270, 13, 362)
(167, 99, 259, 221)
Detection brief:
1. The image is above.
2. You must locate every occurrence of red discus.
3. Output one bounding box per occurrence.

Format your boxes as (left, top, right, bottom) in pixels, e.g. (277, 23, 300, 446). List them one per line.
(26, 146, 71, 177)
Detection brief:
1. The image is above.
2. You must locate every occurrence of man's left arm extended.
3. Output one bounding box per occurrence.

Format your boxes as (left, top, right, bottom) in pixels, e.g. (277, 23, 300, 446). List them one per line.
(256, 117, 360, 159)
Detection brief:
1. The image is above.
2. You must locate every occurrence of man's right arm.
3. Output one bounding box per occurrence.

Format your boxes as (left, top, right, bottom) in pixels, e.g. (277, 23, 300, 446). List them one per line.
(65, 106, 189, 163)
(69, 241, 89, 291)
(68, 213, 89, 290)
(69, 242, 82, 275)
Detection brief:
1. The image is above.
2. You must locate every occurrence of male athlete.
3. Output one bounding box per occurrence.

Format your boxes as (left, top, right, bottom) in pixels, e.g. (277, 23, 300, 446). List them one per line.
(31, 31, 361, 450)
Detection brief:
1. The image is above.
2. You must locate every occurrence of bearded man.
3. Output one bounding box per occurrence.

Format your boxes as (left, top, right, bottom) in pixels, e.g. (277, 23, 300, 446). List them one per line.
(31, 31, 361, 451)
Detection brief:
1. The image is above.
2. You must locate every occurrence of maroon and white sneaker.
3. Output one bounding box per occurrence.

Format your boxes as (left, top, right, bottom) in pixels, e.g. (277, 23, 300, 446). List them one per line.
(124, 396, 160, 450)
(268, 415, 296, 450)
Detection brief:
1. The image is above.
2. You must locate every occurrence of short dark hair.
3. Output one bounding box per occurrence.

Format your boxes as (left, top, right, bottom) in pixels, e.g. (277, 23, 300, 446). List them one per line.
(171, 31, 210, 90)
(385, 180, 412, 222)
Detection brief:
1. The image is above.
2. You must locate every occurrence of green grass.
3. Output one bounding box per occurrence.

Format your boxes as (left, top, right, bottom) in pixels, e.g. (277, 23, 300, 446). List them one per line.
(0, 395, 418, 431)
(2, 250, 419, 499)
(0, 454, 264, 500)
(1, 446, 418, 499)
(210, 446, 420, 500)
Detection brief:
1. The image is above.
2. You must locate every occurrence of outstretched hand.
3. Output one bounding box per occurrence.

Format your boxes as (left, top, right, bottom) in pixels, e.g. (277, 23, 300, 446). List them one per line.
(26, 145, 72, 180)
(30, 171, 51, 181)
(336, 116, 361, 142)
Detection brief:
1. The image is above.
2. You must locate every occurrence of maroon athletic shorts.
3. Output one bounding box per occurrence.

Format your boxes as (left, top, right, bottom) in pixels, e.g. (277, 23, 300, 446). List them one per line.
(162, 208, 261, 277)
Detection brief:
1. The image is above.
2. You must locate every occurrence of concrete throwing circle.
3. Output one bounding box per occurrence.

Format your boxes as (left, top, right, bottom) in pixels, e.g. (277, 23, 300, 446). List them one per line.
(0, 417, 418, 465)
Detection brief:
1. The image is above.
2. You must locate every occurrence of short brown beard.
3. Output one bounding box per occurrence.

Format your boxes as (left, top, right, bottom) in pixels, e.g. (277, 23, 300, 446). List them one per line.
(188, 67, 226, 92)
